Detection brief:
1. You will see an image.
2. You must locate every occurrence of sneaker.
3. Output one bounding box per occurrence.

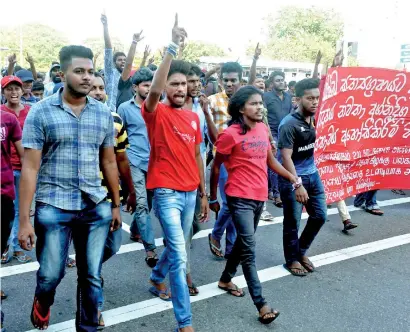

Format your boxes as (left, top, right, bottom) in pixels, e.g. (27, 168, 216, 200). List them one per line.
(260, 211, 274, 222)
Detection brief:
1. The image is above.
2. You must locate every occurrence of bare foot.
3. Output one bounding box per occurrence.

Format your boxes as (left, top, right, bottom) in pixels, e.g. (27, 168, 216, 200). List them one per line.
(179, 327, 194, 332)
(259, 304, 280, 324)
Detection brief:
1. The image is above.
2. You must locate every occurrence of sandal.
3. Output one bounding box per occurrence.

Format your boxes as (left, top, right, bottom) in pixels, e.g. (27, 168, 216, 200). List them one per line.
(1, 247, 10, 264)
(218, 284, 245, 297)
(13, 252, 32, 263)
(97, 312, 105, 330)
(365, 208, 384, 216)
(145, 254, 159, 268)
(208, 234, 224, 259)
(300, 258, 315, 272)
(188, 283, 199, 296)
(283, 264, 308, 277)
(149, 285, 172, 301)
(258, 308, 280, 325)
(30, 297, 50, 330)
(1, 290, 7, 300)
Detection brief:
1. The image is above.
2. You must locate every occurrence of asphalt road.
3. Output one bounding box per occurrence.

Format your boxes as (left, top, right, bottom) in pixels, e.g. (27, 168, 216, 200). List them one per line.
(1, 189, 409, 332)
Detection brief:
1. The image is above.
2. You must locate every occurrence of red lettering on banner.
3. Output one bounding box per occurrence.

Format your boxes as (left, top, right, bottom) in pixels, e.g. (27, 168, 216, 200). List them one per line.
(315, 67, 410, 203)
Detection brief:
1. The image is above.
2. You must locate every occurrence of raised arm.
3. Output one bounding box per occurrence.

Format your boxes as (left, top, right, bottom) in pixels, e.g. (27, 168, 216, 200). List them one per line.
(139, 45, 150, 68)
(101, 13, 112, 49)
(313, 50, 322, 79)
(7, 53, 16, 75)
(204, 64, 221, 81)
(177, 41, 186, 60)
(25, 53, 38, 80)
(199, 94, 218, 144)
(249, 43, 261, 85)
(144, 13, 187, 113)
(122, 31, 144, 81)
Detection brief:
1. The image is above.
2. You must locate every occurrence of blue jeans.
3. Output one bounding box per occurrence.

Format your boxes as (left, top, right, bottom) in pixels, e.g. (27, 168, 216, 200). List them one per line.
(150, 188, 196, 329)
(220, 196, 266, 311)
(211, 164, 237, 256)
(279, 171, 327, 265)
(268, 136, 280, 198)
(8, 170, 22, 251)
(34, 200, 112, 332)
(354, 190, 379, 210)
(130, 166, 156, 252)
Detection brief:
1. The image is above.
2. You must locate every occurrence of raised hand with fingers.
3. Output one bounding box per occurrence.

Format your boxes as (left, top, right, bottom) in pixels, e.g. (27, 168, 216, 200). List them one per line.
(133, 30, 144, 44)
(254, 42, 262, 59)
(8, 53, 17, 65)
(101, 13, 108, 26)
(332, 49, 344, 67)
(25, 52, 34, 64)
(172, 13, 188, 46)
(143, 45, 151, 58)
(148, 57, 155, 65)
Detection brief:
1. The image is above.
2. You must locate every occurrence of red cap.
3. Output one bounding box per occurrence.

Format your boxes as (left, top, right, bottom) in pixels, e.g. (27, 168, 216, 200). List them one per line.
(1, 75, 23, 89)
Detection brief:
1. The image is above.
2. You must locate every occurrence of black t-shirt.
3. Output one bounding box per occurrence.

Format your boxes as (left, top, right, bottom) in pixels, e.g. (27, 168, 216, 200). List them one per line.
(277, 112, 317, 175)
(116, 78, 133, 109)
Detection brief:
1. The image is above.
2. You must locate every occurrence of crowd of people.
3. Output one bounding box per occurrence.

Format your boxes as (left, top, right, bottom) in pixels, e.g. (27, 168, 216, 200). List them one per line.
(0, 12, 396, 332)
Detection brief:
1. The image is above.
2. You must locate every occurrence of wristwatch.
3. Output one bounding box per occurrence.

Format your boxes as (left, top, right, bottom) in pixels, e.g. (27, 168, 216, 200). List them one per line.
(292, 177, 302, 191)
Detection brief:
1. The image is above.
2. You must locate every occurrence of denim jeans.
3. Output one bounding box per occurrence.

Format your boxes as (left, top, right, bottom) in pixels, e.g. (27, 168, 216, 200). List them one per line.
(130, 166, 156, 252)
(211, 164, 237, 255)
(150, 188, 196, 329)
(354, 190, 379, 210)
(34, 200, 112, 332)
(8, 170, 22, 251)
(279, 171, 327, 265)
(268, 136, 280, 198)
(220, 196, 266, 311)
(98, 228, 122, 311)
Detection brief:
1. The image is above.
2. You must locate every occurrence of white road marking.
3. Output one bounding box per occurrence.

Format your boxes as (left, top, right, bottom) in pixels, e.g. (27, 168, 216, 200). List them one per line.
(24, 232, 410, 332)
(2, 197, 409, 278)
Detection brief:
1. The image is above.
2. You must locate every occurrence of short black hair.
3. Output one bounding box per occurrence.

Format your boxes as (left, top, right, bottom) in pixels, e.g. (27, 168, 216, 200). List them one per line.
(167, 60, 191, 79)
(188, 64, 202, 78)
(294, 78, 320, 97)
(228, 85, 262, 135)
(32, 81, 44, 92)
(94, 71, 105, 85)
(270, 71, 285, 80)
(220, 62, 243, 80)
(147, 63, 158, 71)
(113, 52, 126, 62)
(288, 80, 297, 87)
(132, 67, 154, 85)
(59, 45, 94, 72)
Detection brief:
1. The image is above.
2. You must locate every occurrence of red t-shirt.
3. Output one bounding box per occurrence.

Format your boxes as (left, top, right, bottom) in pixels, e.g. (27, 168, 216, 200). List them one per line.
(142, 102, 202, 191)
(216, 122, 271, 201)
(0, 104, 30, 170)
(1, 111, 22, 200)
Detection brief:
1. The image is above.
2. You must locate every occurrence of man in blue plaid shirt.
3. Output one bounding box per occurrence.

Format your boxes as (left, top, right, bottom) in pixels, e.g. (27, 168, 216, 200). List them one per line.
(18, 45, 121, 331)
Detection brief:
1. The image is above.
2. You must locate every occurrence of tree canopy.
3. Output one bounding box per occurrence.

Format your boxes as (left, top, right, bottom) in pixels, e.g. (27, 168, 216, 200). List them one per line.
(0, 24, 68, 72)
(83, 36, 124, 70)
(180, 41, 225, 63)
(248, 6, 344, 64)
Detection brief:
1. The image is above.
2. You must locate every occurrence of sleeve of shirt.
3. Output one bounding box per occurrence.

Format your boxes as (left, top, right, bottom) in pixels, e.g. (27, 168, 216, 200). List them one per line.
(113, 114, 129, 153)
(141, 101, 160, 126)
(278, 123, 296, 150)
(9, 116, 22, 142)
(102, 111, 115, 148)
(193, 113, 202, 145)
(208, 95, 216, 116)
(215, 130, 235, 155)
(22, 106, 45, 150)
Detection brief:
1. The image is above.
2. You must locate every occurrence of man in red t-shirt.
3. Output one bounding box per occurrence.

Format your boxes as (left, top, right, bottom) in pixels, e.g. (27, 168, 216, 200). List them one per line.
(1, 109, 24, 311)
(0, 76, 32, 264)
(141, 15, 209, 332)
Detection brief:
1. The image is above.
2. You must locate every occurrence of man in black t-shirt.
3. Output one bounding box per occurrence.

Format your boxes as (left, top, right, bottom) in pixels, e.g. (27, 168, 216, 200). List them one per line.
(277, 78, 327, 277)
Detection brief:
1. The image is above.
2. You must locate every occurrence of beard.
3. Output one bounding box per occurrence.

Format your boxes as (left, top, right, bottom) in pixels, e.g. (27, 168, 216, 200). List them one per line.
(52, 76, 62, 84)
(66, 81, 91, 98)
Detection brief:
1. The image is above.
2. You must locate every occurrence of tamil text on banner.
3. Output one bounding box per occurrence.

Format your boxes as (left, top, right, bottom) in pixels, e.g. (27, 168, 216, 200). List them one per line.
(315, 67, 410, 203)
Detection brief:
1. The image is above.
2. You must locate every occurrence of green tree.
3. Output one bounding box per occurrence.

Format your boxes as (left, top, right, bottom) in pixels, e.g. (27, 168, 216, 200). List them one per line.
(180, 41, 225, 63)
(250, 6, 344, 64)
(0, 24, 68, 72)
(83, 36, 124, 70)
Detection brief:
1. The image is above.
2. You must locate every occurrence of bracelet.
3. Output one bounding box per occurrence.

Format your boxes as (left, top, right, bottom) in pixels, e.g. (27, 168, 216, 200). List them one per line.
(209, 199, 218, 204)
(167, 47, 178, 58)
(169, 41, 179, 49)
(292, 177, 302, 191)
(132, 40, 138, 44)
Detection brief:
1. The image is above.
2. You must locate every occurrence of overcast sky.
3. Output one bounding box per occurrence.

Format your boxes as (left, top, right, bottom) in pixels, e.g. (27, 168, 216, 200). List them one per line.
(1, 0, 408, 67)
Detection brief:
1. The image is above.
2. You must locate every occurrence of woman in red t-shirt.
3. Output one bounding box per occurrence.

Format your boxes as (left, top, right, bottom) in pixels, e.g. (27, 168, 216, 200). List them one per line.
(209, 86, 299, 325)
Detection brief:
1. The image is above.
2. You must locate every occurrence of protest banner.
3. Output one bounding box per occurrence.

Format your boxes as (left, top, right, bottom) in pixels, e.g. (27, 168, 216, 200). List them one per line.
(315, 67, 410, 203)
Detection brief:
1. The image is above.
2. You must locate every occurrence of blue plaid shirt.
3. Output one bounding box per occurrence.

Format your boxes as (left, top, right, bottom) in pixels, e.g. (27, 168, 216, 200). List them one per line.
(22, 89, 115, 211)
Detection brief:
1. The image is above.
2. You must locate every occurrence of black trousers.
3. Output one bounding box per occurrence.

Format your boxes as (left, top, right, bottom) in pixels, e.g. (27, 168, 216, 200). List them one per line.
(1, 195, 15, 253)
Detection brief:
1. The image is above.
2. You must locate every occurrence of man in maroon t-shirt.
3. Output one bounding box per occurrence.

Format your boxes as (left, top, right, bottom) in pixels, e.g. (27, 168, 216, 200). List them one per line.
(0, 109, 24, 305)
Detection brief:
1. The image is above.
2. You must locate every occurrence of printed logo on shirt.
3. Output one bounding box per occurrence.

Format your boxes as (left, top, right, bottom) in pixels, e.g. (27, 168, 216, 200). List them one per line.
(173, 126, 196, 143)
(191, 120, 197, 131)
(241, 136, 269, 159)
(300, 126, 306, 132)
(298, 143, 315, 152)
(0, 126, 6, 141)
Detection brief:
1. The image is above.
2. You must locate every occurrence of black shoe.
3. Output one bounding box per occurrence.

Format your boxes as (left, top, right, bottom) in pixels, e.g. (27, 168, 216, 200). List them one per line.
(343, 220, 358, 232)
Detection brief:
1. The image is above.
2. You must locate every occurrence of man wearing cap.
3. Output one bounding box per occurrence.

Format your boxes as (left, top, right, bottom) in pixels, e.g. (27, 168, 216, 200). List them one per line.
(0, 76, 33, 265)
(15, 70, 39, 106)
(44, 63, 62, 98)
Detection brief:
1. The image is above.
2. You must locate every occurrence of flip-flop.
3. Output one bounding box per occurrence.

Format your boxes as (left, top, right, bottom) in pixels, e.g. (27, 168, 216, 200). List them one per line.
(283, 264, 308, 277)
(97, 312, 105, 330)
(258, 308, 280, 325)
(30, 298, 50, 330)
(300, 259, 315, 272)
(149, 286, 172, 301)
(1, 247, 10, 264)
(208, 234, 224, 259)
(13, 253, 32, 263)
(218, 284, 245, 297)
(188, 283, 199, 296)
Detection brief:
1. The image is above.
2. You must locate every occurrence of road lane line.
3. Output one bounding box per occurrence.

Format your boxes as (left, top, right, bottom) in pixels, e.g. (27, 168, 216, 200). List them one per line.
(2, 197, 409, 278)
(24, 232, 410, 332)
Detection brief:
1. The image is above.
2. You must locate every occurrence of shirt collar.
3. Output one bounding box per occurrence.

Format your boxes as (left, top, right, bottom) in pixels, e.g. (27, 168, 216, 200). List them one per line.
(51, 87, 95, 109)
